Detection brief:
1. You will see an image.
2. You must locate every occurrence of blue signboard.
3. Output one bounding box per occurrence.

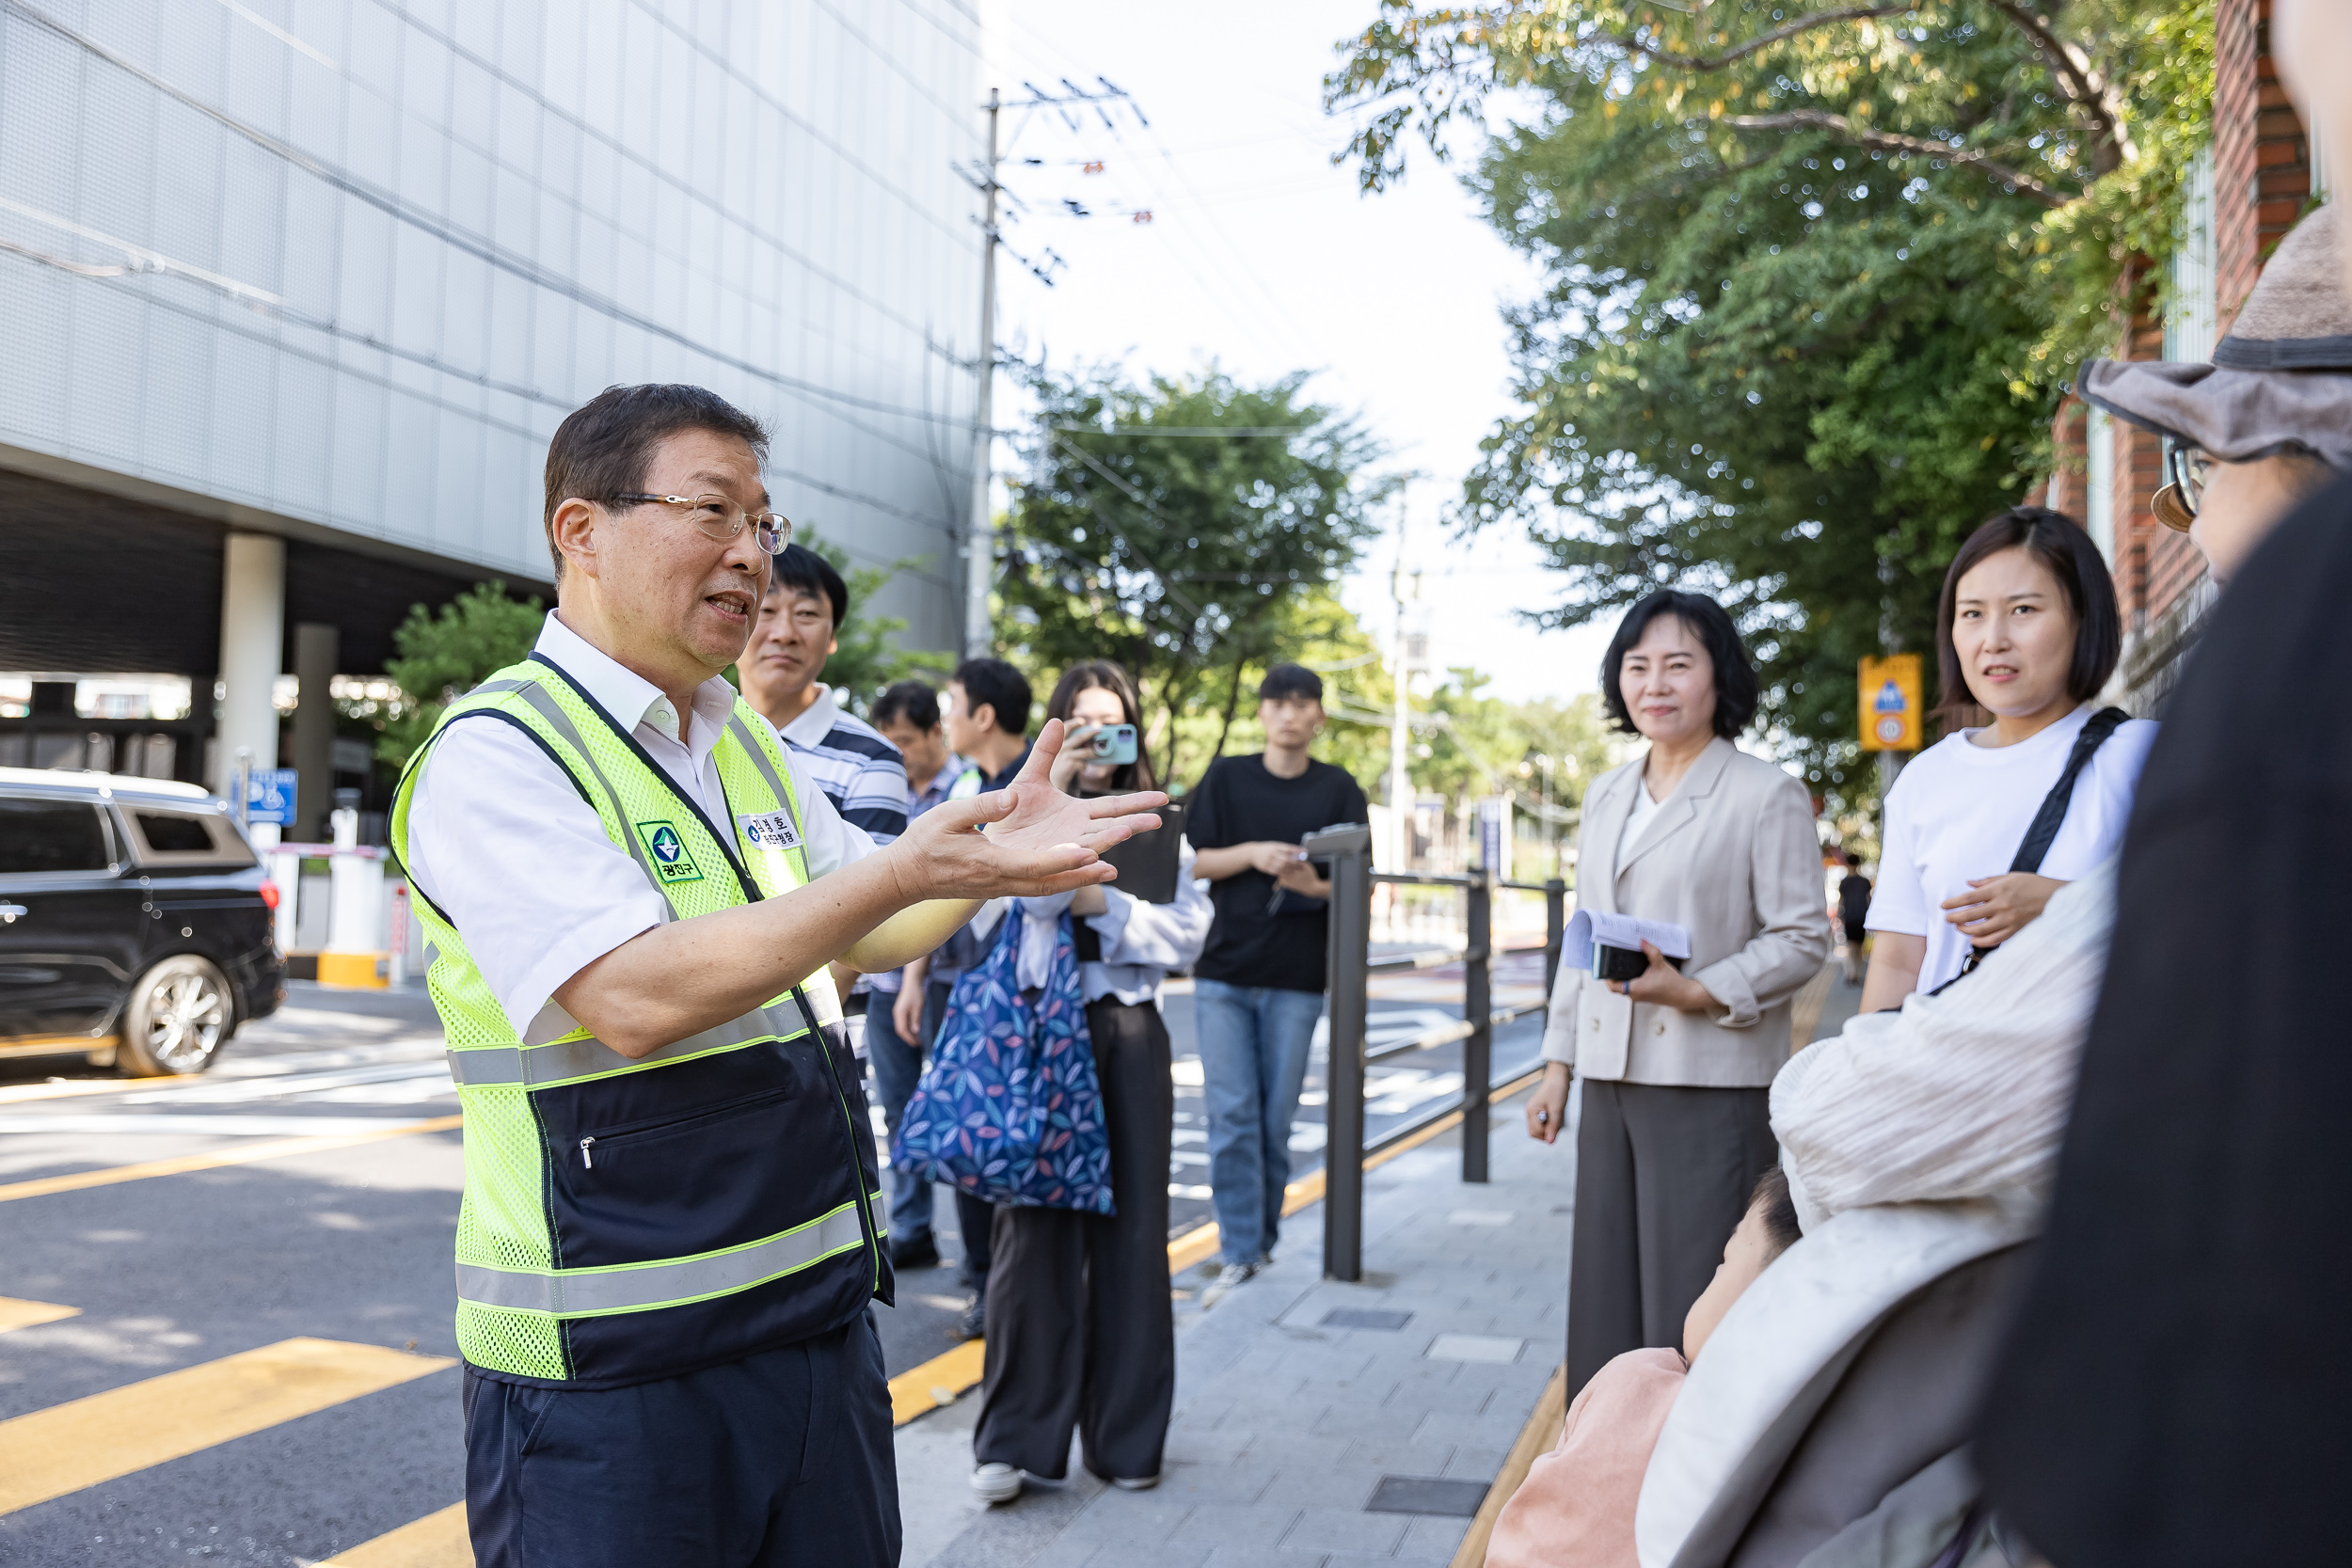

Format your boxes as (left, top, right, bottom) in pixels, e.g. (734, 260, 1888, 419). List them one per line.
(245, 768, 298, 827)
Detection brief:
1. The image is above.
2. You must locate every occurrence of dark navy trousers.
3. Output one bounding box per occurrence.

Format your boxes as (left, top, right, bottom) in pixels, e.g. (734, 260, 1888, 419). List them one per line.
(463, 1312, 899, 1567)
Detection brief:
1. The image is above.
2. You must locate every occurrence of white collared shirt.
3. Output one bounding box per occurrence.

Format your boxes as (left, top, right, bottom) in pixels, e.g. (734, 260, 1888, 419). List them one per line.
(404, 612, 875, 1035)
(773, 683, 910, 845)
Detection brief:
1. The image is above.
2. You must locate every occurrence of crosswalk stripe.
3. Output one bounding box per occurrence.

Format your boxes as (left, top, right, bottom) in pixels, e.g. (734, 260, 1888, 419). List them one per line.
(0, 1298, 79, 1335)
(322, 1501, 469, 1566)
(0, 1116, 463, 1205)
(0, 1337, 455, 1516)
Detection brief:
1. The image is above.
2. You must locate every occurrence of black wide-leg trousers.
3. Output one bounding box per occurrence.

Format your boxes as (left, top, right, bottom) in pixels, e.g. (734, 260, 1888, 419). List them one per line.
(1565, 1078, 1779, 1394)
(974, 996, 1175, 1481)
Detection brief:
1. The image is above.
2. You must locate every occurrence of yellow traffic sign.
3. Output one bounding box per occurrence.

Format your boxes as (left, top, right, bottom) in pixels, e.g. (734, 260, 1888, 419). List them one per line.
(1858, 655, 1923, 752)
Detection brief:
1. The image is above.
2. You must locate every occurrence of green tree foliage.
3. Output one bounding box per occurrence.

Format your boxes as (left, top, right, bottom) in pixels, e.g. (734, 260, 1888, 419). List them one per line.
(1000, 366, 1392, 788)
(373, 582, 546, 769)
(794, 531, 952, 718)
(1327, 0, 2214, 795)
(1152, 588, 1391, 793)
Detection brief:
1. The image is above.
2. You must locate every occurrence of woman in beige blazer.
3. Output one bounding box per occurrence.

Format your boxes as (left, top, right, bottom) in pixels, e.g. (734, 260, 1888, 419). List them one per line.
(1525, 591, 1831, 1393)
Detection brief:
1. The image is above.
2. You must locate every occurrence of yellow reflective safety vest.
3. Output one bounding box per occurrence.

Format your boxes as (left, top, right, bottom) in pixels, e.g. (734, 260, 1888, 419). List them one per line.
(389, 654, 889, 1389)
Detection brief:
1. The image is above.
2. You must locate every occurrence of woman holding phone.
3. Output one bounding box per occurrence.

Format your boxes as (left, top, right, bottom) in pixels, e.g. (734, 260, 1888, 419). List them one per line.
(1524, 590, 1831, 1396)
(970, 660, 1212, 1504)
(1858, 508, 2156, 1010)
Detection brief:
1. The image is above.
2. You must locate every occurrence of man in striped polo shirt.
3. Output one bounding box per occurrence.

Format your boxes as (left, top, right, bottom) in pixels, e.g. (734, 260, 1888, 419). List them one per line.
(738, 544, 913, 1099)
(739, 544, 912, 845)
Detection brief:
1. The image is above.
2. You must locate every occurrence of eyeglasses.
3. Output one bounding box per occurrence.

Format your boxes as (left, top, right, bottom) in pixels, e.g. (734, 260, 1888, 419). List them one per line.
(607, 493, 792, 554)
(2154, 439, 2210, 532)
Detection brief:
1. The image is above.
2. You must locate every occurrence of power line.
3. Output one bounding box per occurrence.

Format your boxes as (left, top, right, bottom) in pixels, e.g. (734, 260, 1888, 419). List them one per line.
(1048, 425, 1326, 437)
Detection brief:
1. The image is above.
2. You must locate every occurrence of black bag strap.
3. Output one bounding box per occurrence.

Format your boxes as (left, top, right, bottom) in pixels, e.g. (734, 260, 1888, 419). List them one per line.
(1923, 706, 2130, 998)
(2008, 706, 2130, 875)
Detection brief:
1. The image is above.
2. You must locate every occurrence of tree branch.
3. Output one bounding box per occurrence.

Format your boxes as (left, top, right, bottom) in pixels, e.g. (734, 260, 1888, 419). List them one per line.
(1980, 0, 2137, 173)
(1613, 3, 1913, 70)
(1723, 109, 2075, 208)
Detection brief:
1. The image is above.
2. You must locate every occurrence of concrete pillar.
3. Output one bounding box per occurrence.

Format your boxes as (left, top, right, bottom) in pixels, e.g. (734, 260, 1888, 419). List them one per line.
(293, 623, 339, 841)
(214, 532, 286, 800)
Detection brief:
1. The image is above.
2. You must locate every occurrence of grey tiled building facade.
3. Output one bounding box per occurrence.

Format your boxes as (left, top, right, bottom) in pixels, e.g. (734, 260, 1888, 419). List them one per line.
(0, 0, 981, 807)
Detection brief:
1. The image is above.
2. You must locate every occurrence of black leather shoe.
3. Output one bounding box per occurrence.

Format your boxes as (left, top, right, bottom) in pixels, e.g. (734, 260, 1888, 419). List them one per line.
(888, 1233, 942, 1270)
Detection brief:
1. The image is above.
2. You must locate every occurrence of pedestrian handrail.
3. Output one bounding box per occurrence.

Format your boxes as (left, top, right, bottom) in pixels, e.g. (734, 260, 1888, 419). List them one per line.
(1304, 823, 1566, 1282)
(1365, 998, 1550, 1065)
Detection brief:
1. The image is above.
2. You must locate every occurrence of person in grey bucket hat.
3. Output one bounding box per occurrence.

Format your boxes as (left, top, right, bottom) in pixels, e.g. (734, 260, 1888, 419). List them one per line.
(2075, 203, 2351, 582)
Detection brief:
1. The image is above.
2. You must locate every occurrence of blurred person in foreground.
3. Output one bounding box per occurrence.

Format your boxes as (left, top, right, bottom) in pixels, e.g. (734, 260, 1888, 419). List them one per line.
(1974, 189, 2352, 1565)
(1486, 1168, 1803, 1568)
(970, 660, 1211, 1504)
(392, 384, 1161, 1566)
(1526, 590, 1829, 1395)
(1184, 663, 1370, 1306)
(861, 679, 969, 1273)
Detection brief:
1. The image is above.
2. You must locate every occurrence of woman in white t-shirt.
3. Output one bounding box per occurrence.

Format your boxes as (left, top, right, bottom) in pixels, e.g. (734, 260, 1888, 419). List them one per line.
(1860, 507, 2156, 1007)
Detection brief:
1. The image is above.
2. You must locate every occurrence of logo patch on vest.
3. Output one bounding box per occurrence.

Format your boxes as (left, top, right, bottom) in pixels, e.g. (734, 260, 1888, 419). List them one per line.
(633, 820, 704, 882)
(739, 810, 803, 852)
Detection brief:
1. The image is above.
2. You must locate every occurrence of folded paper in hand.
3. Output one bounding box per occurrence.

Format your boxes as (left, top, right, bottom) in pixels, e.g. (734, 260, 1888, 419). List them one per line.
(1565, 911, 1693, 973)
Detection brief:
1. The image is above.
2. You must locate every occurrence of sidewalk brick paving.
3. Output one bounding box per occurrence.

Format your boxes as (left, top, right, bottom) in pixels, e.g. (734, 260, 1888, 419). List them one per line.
(900, 1101, 1577, 1568)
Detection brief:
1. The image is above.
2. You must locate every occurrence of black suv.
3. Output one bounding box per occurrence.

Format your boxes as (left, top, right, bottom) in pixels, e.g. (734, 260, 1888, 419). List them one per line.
(0, 768, 285, 1076)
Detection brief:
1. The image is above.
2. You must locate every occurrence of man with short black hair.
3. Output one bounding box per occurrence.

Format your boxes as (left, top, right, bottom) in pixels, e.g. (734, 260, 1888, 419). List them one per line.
(1186, 662, 1369, 1306)
(394, 383, 1160, 1566)
(865, 679, 970, 1270)
(945, 657, 1033, 789)
(738, 543, 913, 1106)
(738, 544, 910, 845)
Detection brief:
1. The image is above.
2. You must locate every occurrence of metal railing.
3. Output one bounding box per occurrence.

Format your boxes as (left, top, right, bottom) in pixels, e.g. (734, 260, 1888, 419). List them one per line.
(1304, 823, 1567, 1282)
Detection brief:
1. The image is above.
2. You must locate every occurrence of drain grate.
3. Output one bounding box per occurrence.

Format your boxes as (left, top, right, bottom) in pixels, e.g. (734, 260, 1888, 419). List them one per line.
(1320, 1307, 1413, 1332)
(1366, 1475, 1490, 1517)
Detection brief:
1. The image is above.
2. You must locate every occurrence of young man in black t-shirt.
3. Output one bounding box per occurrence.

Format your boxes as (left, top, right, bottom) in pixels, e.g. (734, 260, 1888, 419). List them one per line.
(1185, 663, 1370, 1304)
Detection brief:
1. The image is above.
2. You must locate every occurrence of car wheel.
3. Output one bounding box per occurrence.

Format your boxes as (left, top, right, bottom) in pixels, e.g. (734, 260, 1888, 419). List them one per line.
(119, 955, 232, 1076)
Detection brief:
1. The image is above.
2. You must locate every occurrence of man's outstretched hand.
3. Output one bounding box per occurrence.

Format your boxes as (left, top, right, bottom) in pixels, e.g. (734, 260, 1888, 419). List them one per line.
(893, 719, 1165, 900)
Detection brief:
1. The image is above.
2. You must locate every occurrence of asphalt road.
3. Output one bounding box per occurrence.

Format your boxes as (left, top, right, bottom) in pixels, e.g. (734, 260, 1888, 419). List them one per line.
(0, 961, 1547, 1565)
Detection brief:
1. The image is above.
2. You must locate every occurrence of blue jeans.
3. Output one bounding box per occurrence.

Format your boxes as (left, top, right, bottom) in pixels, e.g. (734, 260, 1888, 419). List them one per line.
(863, 989, 933, 1245)
(1192, 979, 1325, 1268)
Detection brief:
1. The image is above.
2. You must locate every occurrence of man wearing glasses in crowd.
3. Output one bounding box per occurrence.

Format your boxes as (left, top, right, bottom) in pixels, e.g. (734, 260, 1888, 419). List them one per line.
(391, 384, 1161, 1566)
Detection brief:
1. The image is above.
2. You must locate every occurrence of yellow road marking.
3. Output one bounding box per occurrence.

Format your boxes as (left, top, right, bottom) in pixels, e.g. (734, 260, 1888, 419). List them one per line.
(322, 1501, 469, 1566)
(890, 1069, 1545, 1426)
(0, 1116, 464, 1205)
(0, 1297, 79, 1335)
(0, 1337, 455, 1515)
(887, 1338, 985, 1425)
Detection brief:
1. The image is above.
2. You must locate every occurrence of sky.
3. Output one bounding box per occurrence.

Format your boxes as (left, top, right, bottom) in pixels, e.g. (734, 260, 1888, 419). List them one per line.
(977, 0, 1617, 704)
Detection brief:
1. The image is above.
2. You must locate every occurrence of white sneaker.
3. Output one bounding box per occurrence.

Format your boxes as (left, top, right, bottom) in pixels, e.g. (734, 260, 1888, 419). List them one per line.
(1110, 1474, 1159, 1491)
(971, 1462, 1024, 1504)
(1200, 1261, 1260, 1307)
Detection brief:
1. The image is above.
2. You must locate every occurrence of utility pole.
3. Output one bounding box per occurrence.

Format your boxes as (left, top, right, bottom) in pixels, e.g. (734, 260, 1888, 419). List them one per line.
(964, 88, 1002, 661)
(958, 77, 1137, 661)
(1387, 486, 1412, 872)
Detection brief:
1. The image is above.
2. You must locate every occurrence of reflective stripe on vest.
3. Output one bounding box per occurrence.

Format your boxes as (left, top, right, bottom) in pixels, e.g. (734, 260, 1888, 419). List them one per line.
(444, 996, 811, 1088)
(454, 1196, 883, 1317)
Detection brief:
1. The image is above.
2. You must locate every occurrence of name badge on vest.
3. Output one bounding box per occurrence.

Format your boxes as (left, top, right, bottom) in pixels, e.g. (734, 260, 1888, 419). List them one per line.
(739, 810, 803, 852)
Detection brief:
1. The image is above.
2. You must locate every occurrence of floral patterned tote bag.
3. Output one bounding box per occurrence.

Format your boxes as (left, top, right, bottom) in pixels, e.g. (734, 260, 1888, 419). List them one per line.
(891, 906, 1116, 1214)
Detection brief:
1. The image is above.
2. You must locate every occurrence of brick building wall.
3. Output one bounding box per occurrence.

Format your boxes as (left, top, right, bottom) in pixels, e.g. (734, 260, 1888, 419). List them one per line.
(2100, 0, 2308, 711)
(2213, 0, 2312, 329)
